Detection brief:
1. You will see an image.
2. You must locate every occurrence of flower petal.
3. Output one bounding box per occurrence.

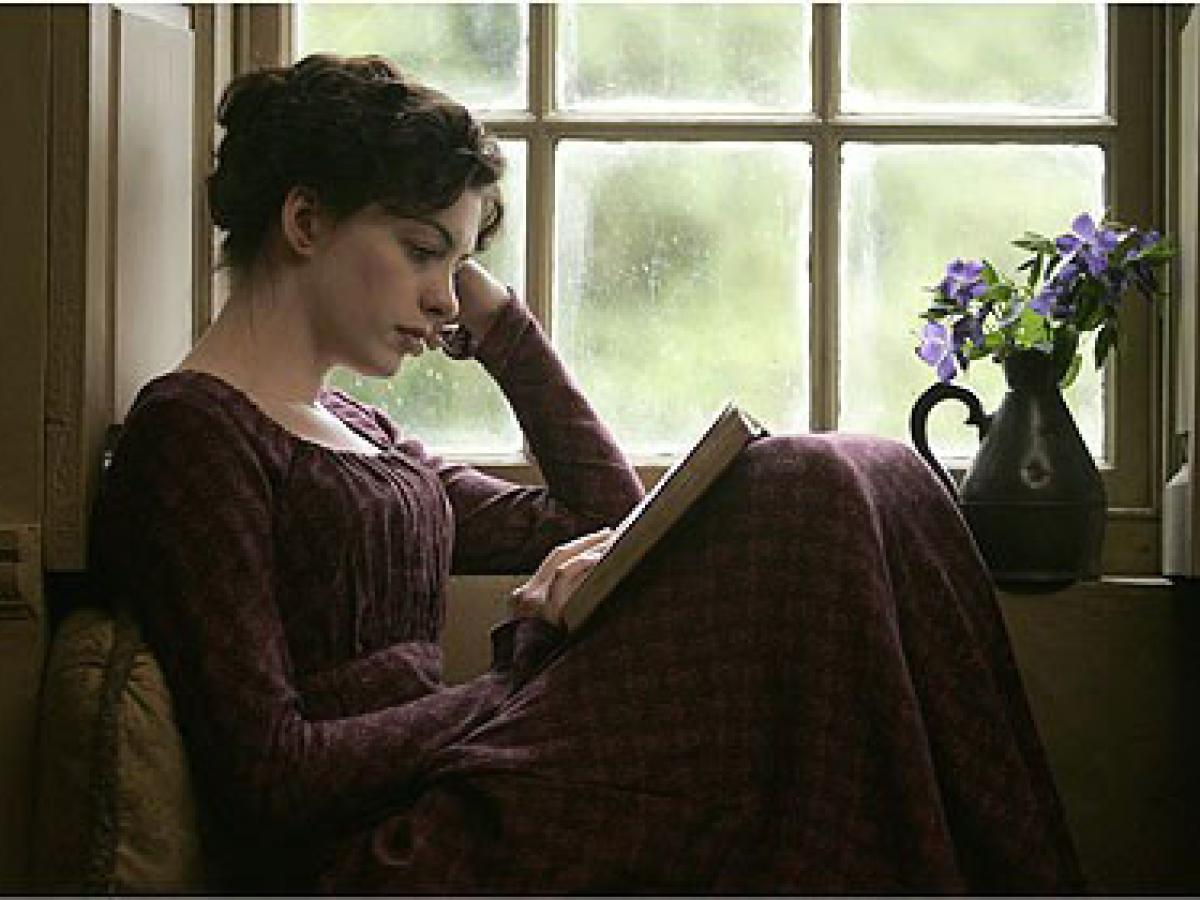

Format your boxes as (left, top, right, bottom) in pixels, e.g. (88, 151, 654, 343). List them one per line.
(1072, 212, 1096, 240)
(1080, 247, 1108, 276)
(1029, 294, 1050, 315)
(1055, 234, 1081, 255)
(917, 321, 949, 364)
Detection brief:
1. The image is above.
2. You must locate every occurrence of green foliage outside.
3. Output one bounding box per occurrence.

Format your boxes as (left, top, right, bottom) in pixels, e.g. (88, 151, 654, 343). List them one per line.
(298, 2, 1111, 461)
(843, 4, 1103, 112)
(559, 5, 810, 111)
(297, 3, 527, 110)
(556, 142, 809, 455)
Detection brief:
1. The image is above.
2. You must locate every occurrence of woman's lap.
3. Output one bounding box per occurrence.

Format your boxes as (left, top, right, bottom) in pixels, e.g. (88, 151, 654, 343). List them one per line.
(320, 434, 1080, 893)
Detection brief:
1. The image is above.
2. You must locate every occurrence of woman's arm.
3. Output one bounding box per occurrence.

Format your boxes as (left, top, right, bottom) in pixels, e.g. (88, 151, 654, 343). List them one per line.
(370, 270, 645, 575)
(90, 395, 499, 841)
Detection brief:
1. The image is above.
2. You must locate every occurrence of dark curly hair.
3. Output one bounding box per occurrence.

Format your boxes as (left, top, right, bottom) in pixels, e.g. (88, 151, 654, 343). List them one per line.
(208, 53, 506, 273)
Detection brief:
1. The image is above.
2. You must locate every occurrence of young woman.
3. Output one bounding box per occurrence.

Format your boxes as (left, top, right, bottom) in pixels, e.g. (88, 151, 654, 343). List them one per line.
(89, 54, 1082, 893)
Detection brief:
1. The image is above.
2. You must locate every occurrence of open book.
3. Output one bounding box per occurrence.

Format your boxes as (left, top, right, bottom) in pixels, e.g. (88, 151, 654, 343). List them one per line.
(561, 402, 768, 633)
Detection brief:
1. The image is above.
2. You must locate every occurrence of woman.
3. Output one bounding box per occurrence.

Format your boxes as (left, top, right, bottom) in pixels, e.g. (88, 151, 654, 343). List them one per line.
(89, 54, 1082, 893)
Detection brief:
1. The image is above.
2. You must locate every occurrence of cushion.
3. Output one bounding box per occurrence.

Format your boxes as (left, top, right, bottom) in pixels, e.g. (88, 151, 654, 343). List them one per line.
(31, 607, 207, 893)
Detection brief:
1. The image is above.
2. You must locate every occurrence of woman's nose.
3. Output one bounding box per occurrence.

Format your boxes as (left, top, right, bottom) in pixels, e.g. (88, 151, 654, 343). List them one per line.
(422, 271, 460, 324)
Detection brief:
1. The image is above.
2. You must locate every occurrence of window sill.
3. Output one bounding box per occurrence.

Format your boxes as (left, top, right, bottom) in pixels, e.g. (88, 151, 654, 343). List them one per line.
(997, 575, 1186, 603)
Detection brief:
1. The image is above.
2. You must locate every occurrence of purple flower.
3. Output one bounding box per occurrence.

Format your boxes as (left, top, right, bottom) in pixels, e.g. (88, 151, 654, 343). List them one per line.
(1054, 212, 1121, 277)
(952, 312, 985, 353)
(1122, 228, 1161, 263)
(937, 258, 987, 307)
(1032, 260, 1082, 319)
(1030, 286, 1059, 315)
(916, 320, 962, 382)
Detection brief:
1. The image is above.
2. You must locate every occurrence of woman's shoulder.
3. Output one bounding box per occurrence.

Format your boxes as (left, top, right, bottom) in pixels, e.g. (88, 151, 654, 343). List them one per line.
(128, 370, 252, 427)
(118, 370, 284, 465)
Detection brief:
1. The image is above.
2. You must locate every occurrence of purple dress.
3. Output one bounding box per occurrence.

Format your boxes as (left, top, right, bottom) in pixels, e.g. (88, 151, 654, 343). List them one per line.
(89, 299, 1083, 893)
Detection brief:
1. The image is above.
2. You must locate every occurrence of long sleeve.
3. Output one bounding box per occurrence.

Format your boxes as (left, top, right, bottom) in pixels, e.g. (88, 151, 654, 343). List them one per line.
(388, 297, 645, 574)
(89, 395, 502, 841)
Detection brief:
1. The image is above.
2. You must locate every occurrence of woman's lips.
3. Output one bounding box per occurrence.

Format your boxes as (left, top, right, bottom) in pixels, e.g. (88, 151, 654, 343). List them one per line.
(394, 327, 428, 354)
(397, 325, 460, 351)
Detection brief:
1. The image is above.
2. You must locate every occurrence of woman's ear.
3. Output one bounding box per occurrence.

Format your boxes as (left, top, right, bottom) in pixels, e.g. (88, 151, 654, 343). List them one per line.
(279, 186, 330, 259)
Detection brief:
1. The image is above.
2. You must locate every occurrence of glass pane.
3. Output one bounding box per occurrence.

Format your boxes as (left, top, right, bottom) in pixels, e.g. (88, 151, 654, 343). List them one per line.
(559, 4, 812, 113)
(839, 144, 1105, 462)
(556, 142, 811, 457)
(328, 141, 527, 456)
(296, 3, 528, 111)
(842, 4, 1105, 116)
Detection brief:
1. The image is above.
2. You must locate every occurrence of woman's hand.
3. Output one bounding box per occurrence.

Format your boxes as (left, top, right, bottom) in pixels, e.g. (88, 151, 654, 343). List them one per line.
(509, 528, 615, 627)
(453, 259, 512, 345)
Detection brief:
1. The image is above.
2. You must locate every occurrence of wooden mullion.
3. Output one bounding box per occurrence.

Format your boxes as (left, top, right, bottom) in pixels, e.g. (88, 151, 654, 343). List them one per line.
(1106, 5, 1164, 516)
(526, 2, 555, 331)
(810, 2, 838, 431)
(491, 116, 1118, 144)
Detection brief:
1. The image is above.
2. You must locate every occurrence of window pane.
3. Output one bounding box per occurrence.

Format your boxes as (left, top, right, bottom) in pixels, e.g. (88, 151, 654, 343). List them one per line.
(328, 141, 527, 456)
(558, 4, 812, 113)
(839, 144, 1105, 462)
(556, 142, 811, 457)
(842, 4, 1105, 116)
(296, 3, 528, 111)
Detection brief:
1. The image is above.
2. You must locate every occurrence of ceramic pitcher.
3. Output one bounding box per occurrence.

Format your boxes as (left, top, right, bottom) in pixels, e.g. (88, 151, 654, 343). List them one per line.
(909, 348, 1106, 590)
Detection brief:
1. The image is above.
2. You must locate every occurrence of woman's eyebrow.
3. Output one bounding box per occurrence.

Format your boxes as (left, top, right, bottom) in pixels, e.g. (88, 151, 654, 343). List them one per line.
(410, 216, 470, 255)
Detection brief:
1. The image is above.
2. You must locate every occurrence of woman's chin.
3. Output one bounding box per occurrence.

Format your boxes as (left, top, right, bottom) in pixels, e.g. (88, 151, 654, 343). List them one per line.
(349, 356, 403, 380)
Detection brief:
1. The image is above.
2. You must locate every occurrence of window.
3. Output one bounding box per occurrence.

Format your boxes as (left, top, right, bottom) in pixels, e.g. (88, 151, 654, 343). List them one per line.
(293, 4, 1164, 573)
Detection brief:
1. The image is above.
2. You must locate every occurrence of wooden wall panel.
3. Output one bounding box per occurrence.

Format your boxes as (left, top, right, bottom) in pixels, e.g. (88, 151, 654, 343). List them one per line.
(0, 9, 50, 527)
(113, 8, 194, 420)
(0, 6, 51, 886)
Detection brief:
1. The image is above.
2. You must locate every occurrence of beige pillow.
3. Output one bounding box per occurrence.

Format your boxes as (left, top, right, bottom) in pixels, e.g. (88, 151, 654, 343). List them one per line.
(31, 607, 207, 893)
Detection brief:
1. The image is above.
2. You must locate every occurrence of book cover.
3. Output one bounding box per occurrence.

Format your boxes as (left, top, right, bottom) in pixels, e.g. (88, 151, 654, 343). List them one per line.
(561, 402, 768, 633)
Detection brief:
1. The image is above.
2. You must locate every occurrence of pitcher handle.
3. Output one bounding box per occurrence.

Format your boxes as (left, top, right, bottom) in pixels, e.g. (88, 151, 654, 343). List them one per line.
(908, 382, 992, 500)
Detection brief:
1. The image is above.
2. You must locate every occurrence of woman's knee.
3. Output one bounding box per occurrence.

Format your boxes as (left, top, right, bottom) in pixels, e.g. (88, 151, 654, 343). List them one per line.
(718, 433, 934, 531)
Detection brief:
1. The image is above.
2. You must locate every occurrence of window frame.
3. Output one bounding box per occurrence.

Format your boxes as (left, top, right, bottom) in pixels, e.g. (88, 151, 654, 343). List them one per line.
(279, 3, 1166, 575)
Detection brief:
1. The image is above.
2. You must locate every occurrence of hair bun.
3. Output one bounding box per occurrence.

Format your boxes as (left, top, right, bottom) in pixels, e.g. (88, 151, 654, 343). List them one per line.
(216, 70, 290, 134)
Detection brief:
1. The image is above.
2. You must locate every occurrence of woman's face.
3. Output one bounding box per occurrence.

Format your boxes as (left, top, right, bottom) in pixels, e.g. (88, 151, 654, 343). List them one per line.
(305, 189, 483, 377)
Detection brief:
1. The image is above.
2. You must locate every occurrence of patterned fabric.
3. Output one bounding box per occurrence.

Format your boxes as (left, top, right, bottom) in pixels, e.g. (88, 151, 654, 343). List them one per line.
(88, 297, 1083, 893)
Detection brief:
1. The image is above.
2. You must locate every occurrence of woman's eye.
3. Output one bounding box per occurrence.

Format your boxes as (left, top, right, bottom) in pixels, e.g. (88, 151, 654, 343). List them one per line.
(406, 244, 439, 264)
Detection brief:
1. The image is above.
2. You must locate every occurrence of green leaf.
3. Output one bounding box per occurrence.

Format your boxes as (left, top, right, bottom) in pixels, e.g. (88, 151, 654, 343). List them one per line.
(980, 260, 1000, 286)
(1140, 246, 1176, 264)
(1013, 232, 1055, 254)
(1095, 323, 1117, 368)
(1028, 254, 1044, 291)
(1076, 294, 1104, 331)
(964, 342, 990, 361)
(987, 282, 1014, 304)
(1052, 326, 1079, 377)
(1059, 352, 1083, 390)
(1015, 307, 1050, 346)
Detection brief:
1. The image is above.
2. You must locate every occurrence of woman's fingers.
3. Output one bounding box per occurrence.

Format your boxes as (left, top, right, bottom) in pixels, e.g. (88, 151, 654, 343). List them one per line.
(531, 529, 613, 587)
(510, 528, 614, 621)
(544, 544, 611, 622)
